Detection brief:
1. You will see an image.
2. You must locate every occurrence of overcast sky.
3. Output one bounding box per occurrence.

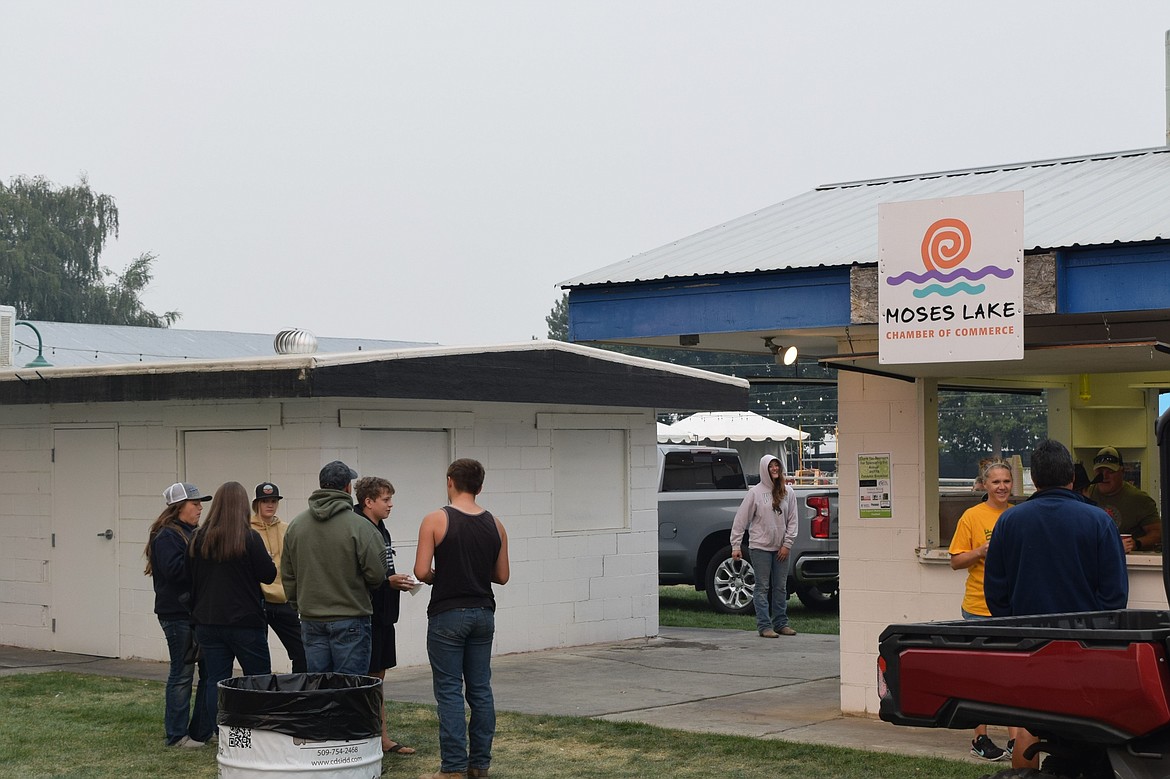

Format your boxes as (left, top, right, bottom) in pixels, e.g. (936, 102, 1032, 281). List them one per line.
(4, 2, 1170, 347)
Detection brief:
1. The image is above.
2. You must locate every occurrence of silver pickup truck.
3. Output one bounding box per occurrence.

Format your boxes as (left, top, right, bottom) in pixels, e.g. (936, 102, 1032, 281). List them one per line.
(656, 444, 840, 613)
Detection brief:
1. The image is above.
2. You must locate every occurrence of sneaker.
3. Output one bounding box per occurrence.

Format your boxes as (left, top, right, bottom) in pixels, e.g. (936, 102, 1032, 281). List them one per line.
(177, 736, 205, 749)
(1005, 738, 1015, 757)
(970, 735, 1006, 761)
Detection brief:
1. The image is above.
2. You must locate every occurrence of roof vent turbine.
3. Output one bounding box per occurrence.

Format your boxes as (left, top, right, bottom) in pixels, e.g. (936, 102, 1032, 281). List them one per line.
(274, 328, 318, 355)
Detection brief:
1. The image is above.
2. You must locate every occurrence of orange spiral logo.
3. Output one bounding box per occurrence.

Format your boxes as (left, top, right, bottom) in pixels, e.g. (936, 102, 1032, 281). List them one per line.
(920, 218, 971, 271)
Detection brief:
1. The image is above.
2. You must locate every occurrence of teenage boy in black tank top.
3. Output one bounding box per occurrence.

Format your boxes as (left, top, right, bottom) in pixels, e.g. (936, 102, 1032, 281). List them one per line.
(414, 458, 510, 779)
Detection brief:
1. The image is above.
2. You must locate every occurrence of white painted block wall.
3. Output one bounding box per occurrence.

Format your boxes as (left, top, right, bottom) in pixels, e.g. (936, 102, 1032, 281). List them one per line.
(0, 396, 661, 669)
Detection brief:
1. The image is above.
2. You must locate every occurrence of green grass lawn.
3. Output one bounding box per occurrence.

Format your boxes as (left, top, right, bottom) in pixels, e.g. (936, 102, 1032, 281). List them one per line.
(0, 672, 976, 779)
(659, 584, 840, 634)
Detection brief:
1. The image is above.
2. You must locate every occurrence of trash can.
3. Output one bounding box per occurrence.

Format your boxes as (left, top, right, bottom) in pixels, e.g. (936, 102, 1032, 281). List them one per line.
(216, 673, 383, 778)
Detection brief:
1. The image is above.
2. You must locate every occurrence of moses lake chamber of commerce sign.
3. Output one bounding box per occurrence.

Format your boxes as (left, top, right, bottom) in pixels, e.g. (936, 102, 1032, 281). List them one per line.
(878, 191, 1023, 365)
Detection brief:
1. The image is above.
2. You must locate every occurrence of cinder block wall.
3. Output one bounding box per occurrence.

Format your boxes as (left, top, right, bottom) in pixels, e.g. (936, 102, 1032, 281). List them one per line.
(0, 397, 660, 668)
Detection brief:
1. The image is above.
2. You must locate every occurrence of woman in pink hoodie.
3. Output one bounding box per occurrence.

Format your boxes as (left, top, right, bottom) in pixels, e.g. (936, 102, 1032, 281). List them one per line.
(730, 455, 799, 638)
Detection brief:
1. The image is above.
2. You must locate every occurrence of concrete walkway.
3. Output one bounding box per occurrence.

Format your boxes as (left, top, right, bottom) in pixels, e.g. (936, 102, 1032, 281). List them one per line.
(0, 627, 996, 765)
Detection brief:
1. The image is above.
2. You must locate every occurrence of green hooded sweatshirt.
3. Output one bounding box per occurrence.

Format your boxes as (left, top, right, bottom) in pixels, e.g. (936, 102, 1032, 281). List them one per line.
(281, 488, 388, 621)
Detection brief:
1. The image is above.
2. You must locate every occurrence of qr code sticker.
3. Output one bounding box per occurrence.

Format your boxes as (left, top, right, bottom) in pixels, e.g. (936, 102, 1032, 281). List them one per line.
(228, 726, 252, 749)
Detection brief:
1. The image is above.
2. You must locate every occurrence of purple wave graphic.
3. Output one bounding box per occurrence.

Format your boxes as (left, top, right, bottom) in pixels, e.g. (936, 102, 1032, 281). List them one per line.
(887, 265, 1014, 286)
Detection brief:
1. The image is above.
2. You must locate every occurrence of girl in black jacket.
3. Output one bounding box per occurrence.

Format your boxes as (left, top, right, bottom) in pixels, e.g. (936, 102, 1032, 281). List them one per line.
(188, 481, 277, 733)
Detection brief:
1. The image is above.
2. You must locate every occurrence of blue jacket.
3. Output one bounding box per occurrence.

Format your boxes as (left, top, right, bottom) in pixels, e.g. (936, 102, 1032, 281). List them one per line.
(984, 487, 1128, 616)
(150, 522, 196, 620)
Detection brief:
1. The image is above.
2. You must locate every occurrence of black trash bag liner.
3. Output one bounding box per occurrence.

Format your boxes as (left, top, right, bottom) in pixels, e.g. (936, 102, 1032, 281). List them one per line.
(217, 673, 382, 741)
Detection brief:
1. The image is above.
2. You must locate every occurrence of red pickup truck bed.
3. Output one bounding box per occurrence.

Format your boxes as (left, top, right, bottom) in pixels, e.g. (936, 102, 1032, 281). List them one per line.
(878, 609, 1170, 744)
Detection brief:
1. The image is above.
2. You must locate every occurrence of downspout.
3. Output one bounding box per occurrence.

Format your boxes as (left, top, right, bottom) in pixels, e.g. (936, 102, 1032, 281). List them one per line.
(1157, 406, 1170, 604)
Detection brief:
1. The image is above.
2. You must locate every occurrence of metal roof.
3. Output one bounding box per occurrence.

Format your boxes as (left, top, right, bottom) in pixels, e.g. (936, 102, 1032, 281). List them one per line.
(11, 320, 435, 368)
(0, 339, 749, 411)
(560, 146, 1170, 288)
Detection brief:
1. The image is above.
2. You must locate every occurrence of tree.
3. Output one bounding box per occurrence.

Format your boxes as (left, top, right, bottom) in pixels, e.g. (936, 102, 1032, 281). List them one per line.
(937, 390, 1047, 477)
(0, 175, 178, 326)
(546, 292, 569, 340)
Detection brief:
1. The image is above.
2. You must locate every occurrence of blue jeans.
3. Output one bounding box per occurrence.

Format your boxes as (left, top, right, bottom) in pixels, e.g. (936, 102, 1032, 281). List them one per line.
(748, 547, 790, 633)
(427, 608, 496, 774)
(194, 624, 272, 731)
(159, 618, 215, 744)
(301, 616, 372, 675)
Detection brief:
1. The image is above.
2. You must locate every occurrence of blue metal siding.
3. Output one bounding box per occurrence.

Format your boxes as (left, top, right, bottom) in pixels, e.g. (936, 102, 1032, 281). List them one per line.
(568, 268, 852, 341)
(1059, 245, 1170, 314)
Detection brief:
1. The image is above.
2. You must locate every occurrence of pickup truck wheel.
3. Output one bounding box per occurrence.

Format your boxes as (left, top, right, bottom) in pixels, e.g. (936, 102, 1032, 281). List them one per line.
(795, 582, 839, 612)
(704, 546, 755, 615)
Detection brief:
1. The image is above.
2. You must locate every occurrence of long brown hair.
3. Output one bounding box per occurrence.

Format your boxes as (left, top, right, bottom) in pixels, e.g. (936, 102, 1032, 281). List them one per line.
(143, 503, 186, 576)
(190, 482, 251, 562)
(769, 456, 788, 510)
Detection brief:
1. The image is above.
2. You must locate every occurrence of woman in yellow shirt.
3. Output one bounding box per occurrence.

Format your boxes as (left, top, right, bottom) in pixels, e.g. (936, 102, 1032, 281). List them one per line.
(949, 460, 1018, 762)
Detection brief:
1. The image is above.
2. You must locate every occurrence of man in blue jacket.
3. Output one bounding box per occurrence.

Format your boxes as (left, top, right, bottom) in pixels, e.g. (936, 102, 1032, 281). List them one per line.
(983, 438, 1129, 769)
(984, 439, 1128, 617)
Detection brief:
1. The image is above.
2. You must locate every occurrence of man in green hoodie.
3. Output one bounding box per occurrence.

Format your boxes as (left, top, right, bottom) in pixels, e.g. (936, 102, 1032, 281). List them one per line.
(281, 460, 388, 674)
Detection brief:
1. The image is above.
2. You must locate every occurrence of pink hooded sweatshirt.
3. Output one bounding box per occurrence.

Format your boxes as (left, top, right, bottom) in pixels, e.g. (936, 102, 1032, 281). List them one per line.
(730, 454, 799, 553)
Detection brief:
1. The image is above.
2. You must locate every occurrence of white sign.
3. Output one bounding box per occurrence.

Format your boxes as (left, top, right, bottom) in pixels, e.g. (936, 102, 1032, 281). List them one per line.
(878, 192, 1023, 364)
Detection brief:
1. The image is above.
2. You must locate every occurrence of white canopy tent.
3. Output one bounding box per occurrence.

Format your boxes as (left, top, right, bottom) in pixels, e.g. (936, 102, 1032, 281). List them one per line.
(658, 411, 809, 444)
(656, 421, 683, 441)
(659, 411, 817, 479)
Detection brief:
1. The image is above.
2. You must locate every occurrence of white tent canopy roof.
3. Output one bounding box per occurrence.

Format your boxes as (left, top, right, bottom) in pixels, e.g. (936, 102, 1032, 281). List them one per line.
(659, 411, 809, 444)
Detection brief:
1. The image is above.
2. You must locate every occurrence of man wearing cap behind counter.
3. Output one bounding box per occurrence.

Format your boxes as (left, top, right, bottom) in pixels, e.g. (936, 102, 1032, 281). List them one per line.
(1086, 446, 1162, 553)
(281, 461, 388, 674)
(249, 482, 307, 673)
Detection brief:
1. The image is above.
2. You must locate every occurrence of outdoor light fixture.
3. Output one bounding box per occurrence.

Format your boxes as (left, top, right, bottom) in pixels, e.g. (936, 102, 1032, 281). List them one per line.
(763, 337, 798, 366)
(15, 321, 51, 368)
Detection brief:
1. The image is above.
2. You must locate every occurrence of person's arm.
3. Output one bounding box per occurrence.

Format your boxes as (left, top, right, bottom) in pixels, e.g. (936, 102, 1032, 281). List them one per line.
(248, 530, 277, 584)
(950, 546, 989, 570)
(781, 490, 799, 549)
(1133, 497, 1161, 551)
(1098, 523, 1130, 609)
(413, 509, 445, 584)
(358, 524, 389, 588)
(154, 528, 191, 586)
(1138, 521, 1162, 551)
(982, 523, 1010, 616)
(279, 529, 297, 608)
(492, 517, 510, 585)
(387, 573, 416, 590)
(729, 492, 754, 560)
(948, 512, 983, 570)
(778, 490, 799, 561)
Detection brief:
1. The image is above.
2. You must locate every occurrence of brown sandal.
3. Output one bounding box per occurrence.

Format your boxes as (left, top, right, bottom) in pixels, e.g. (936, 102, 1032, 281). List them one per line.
(384, 741, 416, 755)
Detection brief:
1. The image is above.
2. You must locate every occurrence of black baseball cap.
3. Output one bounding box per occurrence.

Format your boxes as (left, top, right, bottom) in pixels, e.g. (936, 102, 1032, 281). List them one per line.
(254, 482, 282, 501)
(319, 460, 358, 489)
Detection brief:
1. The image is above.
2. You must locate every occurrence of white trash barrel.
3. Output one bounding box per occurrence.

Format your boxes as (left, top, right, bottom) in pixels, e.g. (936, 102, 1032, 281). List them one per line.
(216, 673, 382, 779)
